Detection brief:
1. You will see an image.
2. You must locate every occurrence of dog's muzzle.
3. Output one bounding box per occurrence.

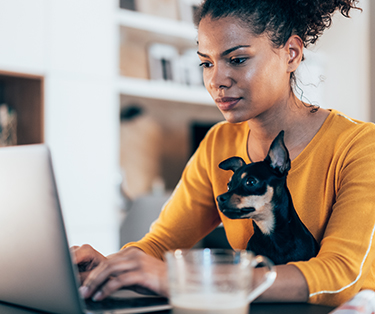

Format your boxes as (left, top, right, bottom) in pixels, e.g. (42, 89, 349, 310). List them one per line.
(217, 193, 255, 219)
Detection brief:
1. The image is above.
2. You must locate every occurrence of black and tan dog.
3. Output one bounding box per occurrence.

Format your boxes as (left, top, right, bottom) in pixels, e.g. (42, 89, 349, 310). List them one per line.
(216, 131, 319, 265)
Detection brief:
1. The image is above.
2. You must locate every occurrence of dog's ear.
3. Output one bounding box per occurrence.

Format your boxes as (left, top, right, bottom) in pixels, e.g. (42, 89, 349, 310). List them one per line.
(264, 131, 291, 175)
(219, 156, 246, 172)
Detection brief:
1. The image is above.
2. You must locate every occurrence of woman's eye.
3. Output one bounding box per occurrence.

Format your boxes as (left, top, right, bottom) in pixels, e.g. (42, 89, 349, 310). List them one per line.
(199, 62, 212, 68)
(246, 178, 257, 187)
(230, 57, 247, 65)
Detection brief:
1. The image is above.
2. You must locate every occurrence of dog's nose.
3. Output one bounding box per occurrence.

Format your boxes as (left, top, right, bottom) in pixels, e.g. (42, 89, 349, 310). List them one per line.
(217, 194, 229, 203)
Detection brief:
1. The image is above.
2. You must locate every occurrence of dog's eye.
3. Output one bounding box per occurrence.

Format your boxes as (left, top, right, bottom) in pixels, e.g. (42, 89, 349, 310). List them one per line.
(246, 177, 258, 187)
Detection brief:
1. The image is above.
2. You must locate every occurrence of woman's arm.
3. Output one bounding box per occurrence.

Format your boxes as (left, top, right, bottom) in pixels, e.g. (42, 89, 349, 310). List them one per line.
(254, 264, 309, 302)
(286, 121, 375, 306)
(75, 245, 310, 303)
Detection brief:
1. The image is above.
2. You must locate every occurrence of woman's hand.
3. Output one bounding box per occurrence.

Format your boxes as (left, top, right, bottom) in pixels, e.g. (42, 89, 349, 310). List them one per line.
(71, 244, 107, 283)
(75, 246, 169, 301)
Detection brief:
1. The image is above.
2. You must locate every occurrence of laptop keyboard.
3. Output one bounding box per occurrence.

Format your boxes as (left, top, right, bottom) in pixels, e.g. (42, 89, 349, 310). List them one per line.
(85, 295, 170, 311)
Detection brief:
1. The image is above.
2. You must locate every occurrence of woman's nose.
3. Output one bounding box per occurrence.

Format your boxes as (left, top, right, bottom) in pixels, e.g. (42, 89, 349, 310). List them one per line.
(206, 63, 232, 91)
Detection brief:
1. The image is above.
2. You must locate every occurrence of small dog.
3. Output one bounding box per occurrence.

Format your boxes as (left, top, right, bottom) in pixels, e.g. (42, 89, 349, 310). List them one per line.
(216, 131, 319, 265)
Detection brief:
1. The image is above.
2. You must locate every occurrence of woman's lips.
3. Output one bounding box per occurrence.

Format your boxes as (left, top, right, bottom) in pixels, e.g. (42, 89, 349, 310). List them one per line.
(215, 97, 241, 111)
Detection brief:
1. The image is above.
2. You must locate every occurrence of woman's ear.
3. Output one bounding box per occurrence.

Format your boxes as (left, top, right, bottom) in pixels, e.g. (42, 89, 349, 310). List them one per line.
(285, 35, 304, 73)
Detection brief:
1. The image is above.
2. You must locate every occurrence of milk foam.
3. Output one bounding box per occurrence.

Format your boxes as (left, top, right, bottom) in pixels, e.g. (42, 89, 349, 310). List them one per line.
(171, 293, 249, 314)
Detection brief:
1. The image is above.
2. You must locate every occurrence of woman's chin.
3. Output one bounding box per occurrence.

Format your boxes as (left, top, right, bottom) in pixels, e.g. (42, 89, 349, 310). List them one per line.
(222, 113, 247, 124)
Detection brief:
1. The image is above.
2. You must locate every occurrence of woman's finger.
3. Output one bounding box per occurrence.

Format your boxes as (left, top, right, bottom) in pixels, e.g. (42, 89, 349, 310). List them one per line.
(71, 244, 106, 270)
(80, 248, 168, 299)
(91, 272, 134, 301)
(91, 267, 167, 301)
(81, 254, 139, 298)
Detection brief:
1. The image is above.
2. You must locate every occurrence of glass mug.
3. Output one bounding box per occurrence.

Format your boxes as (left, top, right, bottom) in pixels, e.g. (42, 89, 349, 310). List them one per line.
(165, 249, 277, 314)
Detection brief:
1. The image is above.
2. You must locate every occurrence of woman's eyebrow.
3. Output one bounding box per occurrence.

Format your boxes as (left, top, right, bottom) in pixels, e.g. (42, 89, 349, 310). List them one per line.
(197, 45, 251, 58)
(222, 45, 251, 56)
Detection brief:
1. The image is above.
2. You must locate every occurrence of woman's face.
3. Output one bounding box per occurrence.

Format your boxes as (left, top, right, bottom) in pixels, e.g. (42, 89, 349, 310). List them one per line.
(197, 16, 293, 124)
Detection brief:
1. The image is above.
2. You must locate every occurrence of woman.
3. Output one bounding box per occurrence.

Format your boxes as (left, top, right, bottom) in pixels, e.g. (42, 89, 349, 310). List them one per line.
(74, 0, 375, 306)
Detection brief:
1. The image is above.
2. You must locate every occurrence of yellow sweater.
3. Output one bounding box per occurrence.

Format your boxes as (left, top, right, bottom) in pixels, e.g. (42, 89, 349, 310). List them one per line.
(123, 109, 375, 306)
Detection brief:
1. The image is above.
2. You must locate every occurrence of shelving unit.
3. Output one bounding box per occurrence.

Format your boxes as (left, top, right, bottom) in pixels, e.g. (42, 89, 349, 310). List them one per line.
(116, 3, 227, 247)
(117, 7, 215, 107)
(117, 9, 197, 40)
(117, 6, 221, 194)
(117, 76, 214, 105)
(0, 70, 44, 145)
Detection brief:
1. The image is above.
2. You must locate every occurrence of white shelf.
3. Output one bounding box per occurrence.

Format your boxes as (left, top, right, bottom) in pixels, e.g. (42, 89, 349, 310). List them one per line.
(117, 9, 197, 40)
(117, 77, 215, 106)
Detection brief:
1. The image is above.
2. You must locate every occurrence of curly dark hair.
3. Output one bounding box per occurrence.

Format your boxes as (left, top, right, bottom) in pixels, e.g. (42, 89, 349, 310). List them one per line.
(194, 0, 361, 48)
(195, 0, 361, 112)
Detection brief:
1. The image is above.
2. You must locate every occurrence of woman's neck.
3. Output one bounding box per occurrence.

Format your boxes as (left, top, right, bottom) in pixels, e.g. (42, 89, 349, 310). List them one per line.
(246, 99, 329, 162)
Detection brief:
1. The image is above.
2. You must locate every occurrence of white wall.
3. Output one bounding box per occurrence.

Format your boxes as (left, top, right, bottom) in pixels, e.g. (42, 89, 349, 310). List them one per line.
(0, 0, 120, 255)
(297, 0, 370, 121)
(44, 0, 120, 256)
(0, 0, 45, 74)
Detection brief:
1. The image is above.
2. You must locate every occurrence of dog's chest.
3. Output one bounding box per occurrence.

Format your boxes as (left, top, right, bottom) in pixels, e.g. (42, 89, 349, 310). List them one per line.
(247, 216, 318, 265)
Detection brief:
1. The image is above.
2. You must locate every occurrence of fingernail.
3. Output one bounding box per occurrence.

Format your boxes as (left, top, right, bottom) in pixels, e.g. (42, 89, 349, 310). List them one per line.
(79, 286, 89, 298)
(92, 291, 103, 302)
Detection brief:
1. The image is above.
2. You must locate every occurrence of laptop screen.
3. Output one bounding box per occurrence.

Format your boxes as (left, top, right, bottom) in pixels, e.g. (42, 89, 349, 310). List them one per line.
(0, 144, 171, 314)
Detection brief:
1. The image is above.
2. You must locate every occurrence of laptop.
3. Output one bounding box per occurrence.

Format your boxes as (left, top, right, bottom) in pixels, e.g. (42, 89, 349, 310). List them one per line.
(0, 144, 171, 314)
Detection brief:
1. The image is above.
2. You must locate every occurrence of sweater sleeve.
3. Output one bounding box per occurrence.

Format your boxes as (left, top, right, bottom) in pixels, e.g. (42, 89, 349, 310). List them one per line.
(122, 129, 222, 260)
(289, 124, 375, 306)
